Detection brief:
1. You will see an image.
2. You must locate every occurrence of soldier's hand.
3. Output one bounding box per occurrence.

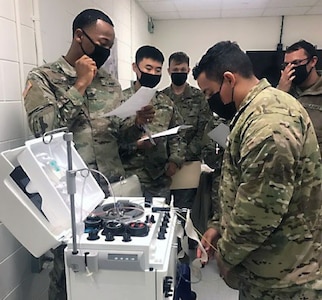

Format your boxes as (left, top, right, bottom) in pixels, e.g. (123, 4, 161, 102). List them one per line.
(165, 161, 178, 177)
(74, 55, 97, 95)
(214, 252, 239, 290)
(197, 227, 220, 262)
(136, 137, 155, 149)
(135, 105, 155, 126)
(277, 63, 295, 92)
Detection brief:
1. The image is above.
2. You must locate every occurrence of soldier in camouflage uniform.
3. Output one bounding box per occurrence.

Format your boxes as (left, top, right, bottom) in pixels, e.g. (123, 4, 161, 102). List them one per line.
(162, 52, 212, 209)
(194, 41, 322, 299)
(278, 39, 322, 157)
(23, 9, 154, 300)
(120, 46, 185, 204)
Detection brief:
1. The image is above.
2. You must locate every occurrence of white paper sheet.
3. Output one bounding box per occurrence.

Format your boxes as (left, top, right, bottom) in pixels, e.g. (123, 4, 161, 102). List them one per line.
(103, 86, 156, 119)
(207, 123, 230, 148)
(139, 125, 192, 141)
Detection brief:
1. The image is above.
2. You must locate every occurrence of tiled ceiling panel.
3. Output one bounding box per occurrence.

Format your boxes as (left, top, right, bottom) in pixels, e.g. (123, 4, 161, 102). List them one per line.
(136, 0, 322, 20)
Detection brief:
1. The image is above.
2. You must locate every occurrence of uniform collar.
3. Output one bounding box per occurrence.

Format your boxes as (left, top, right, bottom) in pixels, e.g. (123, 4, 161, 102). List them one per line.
(57, 56, 77, 77)
(169, 83, 192, 99)
(230, 78, 271, 129)
(239, 78, 271, 109)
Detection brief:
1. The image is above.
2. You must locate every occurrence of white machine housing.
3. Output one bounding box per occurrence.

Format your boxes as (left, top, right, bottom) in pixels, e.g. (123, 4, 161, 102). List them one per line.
(65, 197, 178, 300)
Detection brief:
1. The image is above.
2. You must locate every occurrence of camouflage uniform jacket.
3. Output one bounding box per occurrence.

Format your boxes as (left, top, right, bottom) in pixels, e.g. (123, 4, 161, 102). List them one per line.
(214, 79, 322, 288)
(120, 83, 186, 185)
(289, 75, 322, 157)
(162, 83, 211, 161)
(24, 56, 140, 182)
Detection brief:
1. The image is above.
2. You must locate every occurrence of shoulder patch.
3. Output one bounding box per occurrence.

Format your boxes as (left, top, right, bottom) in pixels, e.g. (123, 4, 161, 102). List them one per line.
(22, 80, 33, 99)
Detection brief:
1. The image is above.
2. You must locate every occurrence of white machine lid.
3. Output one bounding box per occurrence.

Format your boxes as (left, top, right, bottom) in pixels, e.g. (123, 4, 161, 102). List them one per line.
(0, 132, 105, 257)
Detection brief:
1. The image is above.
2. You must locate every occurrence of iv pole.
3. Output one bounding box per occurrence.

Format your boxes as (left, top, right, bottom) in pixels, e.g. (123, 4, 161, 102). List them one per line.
(42, 128, 79, 254)
(64, 132, 78, 255)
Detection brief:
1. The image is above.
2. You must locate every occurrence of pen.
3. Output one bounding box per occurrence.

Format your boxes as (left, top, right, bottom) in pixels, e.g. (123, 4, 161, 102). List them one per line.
(142, 124, 156, 145)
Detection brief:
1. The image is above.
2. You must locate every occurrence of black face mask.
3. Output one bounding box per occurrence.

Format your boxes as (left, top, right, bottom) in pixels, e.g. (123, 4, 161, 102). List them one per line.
(171, 72, 188, 86)
(208, 93, 237, 120)
(81, 30, 110, 69)
(292, 62, 312, 85)
(138, 68, 161, 88)
(207, 80, 237, 120)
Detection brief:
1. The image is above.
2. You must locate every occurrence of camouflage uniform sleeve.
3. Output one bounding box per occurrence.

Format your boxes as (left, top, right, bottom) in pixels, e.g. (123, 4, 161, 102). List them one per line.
(188, 94, 213, 159)
(207, 172, 222, 231)
(167, 104, 186, 167)
(24, 68, 86, 137)
(118, 115, 144, 156)
(217, 123, 298, 269)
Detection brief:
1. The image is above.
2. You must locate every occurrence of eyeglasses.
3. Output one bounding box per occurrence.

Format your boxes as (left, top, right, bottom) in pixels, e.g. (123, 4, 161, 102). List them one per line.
(281, 57, 310, 70)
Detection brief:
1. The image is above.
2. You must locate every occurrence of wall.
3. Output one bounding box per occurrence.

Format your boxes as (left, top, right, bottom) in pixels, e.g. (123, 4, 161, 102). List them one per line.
(0, 0, 50, 299)
(152, 15, 322, 89)
(0, 0, 151, 299)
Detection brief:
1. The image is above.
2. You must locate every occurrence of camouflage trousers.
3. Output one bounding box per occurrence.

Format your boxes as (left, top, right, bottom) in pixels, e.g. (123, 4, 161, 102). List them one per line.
(48, 244, 67, 300)
(239, 280, 322, 300)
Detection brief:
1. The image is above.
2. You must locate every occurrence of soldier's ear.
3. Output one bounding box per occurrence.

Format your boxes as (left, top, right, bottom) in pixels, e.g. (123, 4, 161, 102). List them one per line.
(74, 28, 83, 43)
(311, 55, 318, 68)
(223, 71, 235, 87)
(132, 62, 137, 72)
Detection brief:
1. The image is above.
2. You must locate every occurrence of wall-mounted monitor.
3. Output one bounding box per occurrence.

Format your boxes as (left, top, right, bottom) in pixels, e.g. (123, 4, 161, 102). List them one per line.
(246, 50, 322, 88)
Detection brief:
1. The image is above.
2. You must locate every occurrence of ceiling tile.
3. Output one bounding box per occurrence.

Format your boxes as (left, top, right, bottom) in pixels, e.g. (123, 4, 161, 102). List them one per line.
(266, 0, 317, 7)
(179, 10, 221, 19)
(222, 0, 269, 9)
(138, 1, 177, 12)
(148, 11, 181, 20)
(221, 8, 265, 18)
(306, 6, 322, 14)
(263, 7, 311, 16)
(174, 0, 221, 10)
(138, 0, 322, 19)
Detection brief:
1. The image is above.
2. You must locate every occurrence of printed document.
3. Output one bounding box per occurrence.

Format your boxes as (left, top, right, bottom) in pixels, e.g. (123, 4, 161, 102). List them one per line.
(139, 125, 192, 141)
(104, 86, 156, 119)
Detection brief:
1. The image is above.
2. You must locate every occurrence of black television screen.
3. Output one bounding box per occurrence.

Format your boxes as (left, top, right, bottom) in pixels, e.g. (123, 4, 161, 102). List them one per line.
(247, 50, 322, 88)
(246, 50, 284, 87)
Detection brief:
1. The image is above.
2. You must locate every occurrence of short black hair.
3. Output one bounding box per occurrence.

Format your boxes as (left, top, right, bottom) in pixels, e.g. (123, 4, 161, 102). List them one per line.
(135, 45, 164, 65)
(72, 9, 114, 36)
(286, 39, 317, 59)
(193, 41, 254, 82)
(168, 52, 189, 66)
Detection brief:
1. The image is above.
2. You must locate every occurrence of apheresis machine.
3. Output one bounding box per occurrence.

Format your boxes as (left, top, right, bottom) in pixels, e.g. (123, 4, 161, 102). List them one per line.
(0, 130, 186, 299)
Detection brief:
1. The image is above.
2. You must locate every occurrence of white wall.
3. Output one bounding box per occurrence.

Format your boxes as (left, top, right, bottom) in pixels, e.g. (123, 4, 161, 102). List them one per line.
(0, 1, 151, 299)
(152, 15, 322, 90)
(0, 0, 50, 298)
